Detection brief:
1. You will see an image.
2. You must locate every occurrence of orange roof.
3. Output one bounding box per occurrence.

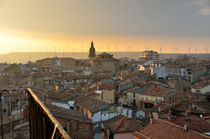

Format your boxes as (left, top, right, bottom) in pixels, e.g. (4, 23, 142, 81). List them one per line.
(192, 80, 210, 89)
(103, 115, 142, 134)
(139, 119, 210, 139)
(89, 81, 114, 91)
(142, 87, 172, 97)
(130, 131, 151, 139)
(75, 98, 109, 112)
(169, 115, 210, 133)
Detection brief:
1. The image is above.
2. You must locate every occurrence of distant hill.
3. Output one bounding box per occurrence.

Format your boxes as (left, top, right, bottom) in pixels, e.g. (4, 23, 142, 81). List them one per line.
(0, 52, 209, 64)
(0, 52, 140, 63)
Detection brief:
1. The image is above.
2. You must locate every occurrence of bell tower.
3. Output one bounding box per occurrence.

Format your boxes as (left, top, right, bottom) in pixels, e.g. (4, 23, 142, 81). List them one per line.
(88, 41, 96, 59)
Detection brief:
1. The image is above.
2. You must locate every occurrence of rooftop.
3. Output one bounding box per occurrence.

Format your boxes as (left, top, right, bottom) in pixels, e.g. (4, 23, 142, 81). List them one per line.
(103, 114, 142, 134)
(89, 81, 114, 91)
(128, 87, 148, 94)
(45, 103, 93, 124)
(74, 98, 109, 113)
(139, 119, 210, 139)
(103, 114, 126, 129)
(47, 88, 75, 100)
(142, 87, 172, 97)
(192, 80, 210, 89)
(169, 115, 210, 133)
(111, 117, 142, 133)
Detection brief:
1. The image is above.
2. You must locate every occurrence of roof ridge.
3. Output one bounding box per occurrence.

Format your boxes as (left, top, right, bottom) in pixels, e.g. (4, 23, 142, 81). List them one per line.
(133, 131, 151, 139)
(158, 119, 210, 138)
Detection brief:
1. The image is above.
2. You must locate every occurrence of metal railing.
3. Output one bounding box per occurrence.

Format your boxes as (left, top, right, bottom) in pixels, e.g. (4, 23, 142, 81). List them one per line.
(27, 88, 71, 139)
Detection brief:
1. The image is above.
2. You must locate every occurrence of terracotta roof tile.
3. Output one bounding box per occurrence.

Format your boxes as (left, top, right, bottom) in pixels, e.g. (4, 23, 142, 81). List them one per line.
(130, 131, 151, 139)
(169, 115, 210, 133)
(140, 119, 210, 139)
(45, 103, 92, 124)
(192, 80, 210, 89)
(103, 115, 142, 134)
(103, 114, 126, 128)
(110, 117, 142, 133)
(142, 87, 172, 97)
(75, 98, 109, 112)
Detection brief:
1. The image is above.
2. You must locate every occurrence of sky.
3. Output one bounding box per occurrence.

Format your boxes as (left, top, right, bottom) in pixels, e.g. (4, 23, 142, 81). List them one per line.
(0, 0, 210, 54)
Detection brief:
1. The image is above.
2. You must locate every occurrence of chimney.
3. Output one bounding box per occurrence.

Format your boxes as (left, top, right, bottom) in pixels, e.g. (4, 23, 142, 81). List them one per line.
(168, 110, 171, 120)
(149, 112, 153, 124)
(82, 87, 85, 94)
(150, 117, 153, 124)
(101, 91, 103, 101)
(158, 107, 161, 112)
(55, 86, 59, 92)
(66, 121, 70, 133)
(184, 123, 188, 131)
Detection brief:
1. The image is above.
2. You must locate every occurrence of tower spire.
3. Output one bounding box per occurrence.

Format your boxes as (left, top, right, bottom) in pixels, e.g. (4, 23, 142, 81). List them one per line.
(89, 41, 96, 59)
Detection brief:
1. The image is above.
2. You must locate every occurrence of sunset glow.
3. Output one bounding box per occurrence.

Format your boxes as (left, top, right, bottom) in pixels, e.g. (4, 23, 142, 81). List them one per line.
(0, 0, 209, 54)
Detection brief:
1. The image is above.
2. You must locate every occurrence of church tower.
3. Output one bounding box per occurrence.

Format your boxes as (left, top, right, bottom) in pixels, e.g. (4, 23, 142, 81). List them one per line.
(88, 41, 96, 59)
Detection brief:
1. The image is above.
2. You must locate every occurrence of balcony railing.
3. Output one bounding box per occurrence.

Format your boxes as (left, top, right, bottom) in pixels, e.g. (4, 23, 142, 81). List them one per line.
(27, 88, 71, 139)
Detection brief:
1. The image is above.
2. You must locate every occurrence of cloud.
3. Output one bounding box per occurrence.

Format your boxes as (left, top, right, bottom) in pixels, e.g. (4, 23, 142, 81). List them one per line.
(200, 8, 210, 15)
(197, 0, 210, 16)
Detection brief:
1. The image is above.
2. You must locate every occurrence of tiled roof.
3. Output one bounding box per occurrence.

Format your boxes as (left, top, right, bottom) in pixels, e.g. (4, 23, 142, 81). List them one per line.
(111, 117, 142, 133)
(103, 114, 126, 128)
(130, 131, 151, 139)
(187, 65, 206, 71)
(192, 80, 210, 89)
(128, 87, 148, 94)
(45, 103, 93, 124)
(171, 101, 190, 112)
(169, 91, 204, 102)
(169, 115, 210, 133)
(142, 87, 172, 97)
(139, 119, 210, 139)
(154, 102, 174, 113)
(47, 89, 75, 100)
(74, 98, 109, 112)
(103, 115, 142, 133)
(89, 81, 114, 91)
(191, 102, 210, 114)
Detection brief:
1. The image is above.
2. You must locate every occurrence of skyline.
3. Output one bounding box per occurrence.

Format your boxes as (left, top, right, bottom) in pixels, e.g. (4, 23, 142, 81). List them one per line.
(0, 0, 210, 54)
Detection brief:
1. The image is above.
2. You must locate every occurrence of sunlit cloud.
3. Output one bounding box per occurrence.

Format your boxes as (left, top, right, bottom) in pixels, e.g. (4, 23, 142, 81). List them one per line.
(196, 0, 210, 16)
(200, 8, 210, 15)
